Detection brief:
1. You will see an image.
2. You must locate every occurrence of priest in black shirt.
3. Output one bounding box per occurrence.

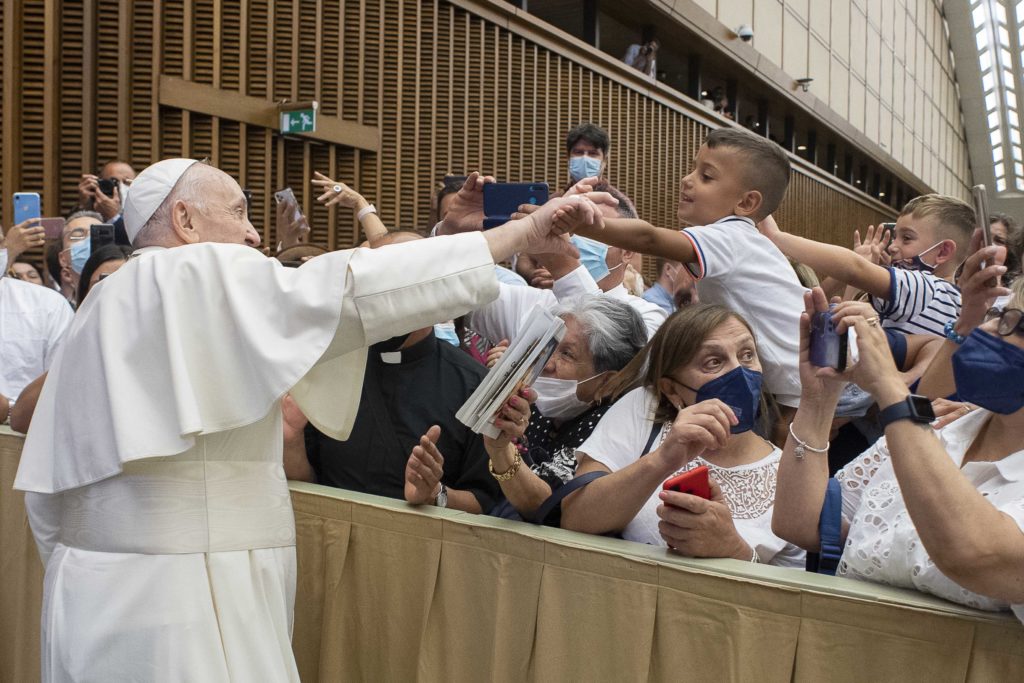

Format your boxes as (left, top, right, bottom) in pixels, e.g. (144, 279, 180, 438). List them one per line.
(283, 232, 500, 514)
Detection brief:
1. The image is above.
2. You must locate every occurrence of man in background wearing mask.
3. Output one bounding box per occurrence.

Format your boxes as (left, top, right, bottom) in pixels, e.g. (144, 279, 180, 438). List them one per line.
(284, 232, 501, 514)
(58, 210, 102, 306)
(566, 122, 610, 187)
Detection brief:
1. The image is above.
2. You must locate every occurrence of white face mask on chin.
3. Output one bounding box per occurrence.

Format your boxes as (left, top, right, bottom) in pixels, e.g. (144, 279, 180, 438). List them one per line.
(532, 373, 602, 421)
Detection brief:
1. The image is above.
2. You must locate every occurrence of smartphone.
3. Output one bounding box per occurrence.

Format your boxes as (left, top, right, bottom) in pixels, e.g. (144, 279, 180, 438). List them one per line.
(41, 217, 66, 241)
(809, 308, 848, 371)
(97, 177, 118, 198)
(13, 192, 41, 225)
(482, 182, 549, 229)
(971, 185, 992, 249)
(90, 223, 115, 252)
(663, 466, 711, 500)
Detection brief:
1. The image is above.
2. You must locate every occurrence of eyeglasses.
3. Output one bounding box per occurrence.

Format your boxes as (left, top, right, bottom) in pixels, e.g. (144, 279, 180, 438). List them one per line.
(984, 307, 1024, 336)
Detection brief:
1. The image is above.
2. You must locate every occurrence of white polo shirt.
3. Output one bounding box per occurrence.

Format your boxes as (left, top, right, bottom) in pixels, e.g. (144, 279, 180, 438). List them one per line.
(681, 216, 804, 405)
(0, 275, 74, 400)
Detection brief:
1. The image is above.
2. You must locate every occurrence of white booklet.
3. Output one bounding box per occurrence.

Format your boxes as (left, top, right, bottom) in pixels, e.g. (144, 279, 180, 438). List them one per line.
(457, 305, 565, 439)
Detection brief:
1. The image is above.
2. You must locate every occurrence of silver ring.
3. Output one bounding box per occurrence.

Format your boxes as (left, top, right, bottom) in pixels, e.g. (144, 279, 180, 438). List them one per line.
(332, 184, 343, 194)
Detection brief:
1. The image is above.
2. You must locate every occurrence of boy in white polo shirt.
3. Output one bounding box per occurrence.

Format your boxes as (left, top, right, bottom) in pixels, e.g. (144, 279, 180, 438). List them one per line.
(554, 127, 804, 409)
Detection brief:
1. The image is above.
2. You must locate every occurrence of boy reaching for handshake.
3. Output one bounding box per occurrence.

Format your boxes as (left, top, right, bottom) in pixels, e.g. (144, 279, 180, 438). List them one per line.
(554, 127, 805, 408)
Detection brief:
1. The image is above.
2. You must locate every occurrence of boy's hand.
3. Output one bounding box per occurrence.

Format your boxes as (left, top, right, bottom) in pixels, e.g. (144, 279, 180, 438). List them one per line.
(551, 197, 605, 236)
(853, 224, 891, 266)
(755, 214, 781, 241)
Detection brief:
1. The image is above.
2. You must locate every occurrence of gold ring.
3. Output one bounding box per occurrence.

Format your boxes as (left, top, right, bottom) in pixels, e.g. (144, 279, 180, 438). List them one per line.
(867, 317, 880, 327)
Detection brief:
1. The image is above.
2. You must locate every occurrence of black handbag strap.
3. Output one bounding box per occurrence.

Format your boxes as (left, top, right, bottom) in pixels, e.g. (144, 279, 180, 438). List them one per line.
(531, 470, 608, 524)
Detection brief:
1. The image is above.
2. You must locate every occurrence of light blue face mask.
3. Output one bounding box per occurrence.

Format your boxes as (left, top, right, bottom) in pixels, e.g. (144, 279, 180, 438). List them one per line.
(434, 322, 460, 347)
(571, 235, 610, 282)
(569, 155, 602, 182)
(69, 238, 91, 274)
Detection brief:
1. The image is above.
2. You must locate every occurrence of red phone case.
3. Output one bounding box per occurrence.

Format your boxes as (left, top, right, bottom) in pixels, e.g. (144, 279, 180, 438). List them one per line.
(662, 466, 711, 500)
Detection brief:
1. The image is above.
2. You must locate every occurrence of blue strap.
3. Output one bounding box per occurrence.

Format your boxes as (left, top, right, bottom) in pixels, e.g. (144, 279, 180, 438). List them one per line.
(531, 470, 609, 525)
(816, 478, 844, 576)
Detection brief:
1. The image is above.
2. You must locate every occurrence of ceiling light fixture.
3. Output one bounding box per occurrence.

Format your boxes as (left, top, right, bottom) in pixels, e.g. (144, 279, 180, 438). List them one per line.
(796, 77, 814, 92)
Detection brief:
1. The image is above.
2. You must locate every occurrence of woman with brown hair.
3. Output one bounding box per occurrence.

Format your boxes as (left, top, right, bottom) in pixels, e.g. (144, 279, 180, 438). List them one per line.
(561, 303, 805, 567)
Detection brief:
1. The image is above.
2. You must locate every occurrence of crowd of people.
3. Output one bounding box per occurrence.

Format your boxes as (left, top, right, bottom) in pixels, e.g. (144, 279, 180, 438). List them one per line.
(3, 120, 1024, 678)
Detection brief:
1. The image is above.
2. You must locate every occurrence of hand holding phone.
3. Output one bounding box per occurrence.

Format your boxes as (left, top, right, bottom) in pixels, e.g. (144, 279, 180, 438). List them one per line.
(482, 183, 549, 229)
(13, 192, 41, 225)
(809, 307, 848, 371)
(663, 466, 712, 500)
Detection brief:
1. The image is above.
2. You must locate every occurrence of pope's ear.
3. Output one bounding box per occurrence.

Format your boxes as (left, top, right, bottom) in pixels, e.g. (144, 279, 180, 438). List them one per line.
(170, 200, 199, 245)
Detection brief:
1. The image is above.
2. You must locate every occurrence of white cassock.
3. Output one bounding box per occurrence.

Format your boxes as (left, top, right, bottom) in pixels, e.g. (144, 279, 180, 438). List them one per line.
(14, 235, 499, 682)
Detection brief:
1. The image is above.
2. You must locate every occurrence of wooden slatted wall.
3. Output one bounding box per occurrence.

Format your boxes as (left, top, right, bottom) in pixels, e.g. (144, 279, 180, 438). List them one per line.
(1, 0, 897, 267)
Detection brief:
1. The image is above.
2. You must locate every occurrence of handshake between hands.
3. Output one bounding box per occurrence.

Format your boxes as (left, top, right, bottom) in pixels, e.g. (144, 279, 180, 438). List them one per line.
(439, 173, 616, 258)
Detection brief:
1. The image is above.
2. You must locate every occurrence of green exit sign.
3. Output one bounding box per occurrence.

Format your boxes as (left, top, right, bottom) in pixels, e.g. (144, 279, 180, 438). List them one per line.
(281, 108, 316, 134)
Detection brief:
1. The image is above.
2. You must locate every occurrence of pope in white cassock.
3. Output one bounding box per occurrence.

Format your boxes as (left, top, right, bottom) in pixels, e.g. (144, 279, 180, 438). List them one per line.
(14, 159, 608, 681)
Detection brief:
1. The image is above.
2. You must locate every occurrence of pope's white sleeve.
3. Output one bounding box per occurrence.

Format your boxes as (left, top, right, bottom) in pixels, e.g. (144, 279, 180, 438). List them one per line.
(337, 232, 499, 350)
(552, 264, 600, 301)
(467, 282, 557, 344)
(24, 491, 63, 565)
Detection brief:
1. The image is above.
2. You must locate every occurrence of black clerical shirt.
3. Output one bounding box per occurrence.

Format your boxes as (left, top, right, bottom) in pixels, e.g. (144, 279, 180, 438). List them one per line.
(304, 332, 500, 512)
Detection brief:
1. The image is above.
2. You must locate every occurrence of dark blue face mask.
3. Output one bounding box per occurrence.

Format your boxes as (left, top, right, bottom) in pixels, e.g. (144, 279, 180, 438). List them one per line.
(952, 329, 1024, 415)
(680, 365, 763, 434)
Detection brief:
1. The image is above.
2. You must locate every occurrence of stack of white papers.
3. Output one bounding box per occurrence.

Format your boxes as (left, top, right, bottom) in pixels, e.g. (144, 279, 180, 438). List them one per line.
(457, 305, 566, 438)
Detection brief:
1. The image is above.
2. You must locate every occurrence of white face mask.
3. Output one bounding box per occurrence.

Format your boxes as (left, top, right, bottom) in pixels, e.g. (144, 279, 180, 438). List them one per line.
(533, 373, 602, 421)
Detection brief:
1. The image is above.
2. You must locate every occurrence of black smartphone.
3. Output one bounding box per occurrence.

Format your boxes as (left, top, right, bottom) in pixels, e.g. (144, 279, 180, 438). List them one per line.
(97, 177, 118, 198)
(809, 309, 848, 371)
(90, 223, 116, 253)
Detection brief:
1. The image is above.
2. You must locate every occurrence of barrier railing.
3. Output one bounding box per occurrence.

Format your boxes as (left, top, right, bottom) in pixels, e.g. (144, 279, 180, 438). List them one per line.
(3, 427, 1021, 681)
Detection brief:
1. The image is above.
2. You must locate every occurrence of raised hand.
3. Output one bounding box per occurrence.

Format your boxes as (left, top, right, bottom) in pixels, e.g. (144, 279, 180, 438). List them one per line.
(656, 399, 737, 472)
(438, 171, 496, 234)
(853, 224, 892, 266)
(404, 425, 446, 505)
(0, 219, 45, 262)
(92, 183, 122, 221)
(77, 173, 99, 209)
(312, 171, 367, 210)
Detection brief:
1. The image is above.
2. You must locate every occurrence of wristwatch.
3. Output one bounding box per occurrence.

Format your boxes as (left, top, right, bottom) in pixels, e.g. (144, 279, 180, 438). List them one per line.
(433, 483, 448, 508)
(878, 394, 936, 430)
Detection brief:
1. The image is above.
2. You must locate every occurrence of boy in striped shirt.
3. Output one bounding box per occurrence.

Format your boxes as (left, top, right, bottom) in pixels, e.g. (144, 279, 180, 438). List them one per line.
(758, 194, 973, 339)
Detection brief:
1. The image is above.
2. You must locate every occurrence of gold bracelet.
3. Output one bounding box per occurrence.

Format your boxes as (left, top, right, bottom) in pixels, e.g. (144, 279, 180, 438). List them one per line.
(489, 448, 522, 482)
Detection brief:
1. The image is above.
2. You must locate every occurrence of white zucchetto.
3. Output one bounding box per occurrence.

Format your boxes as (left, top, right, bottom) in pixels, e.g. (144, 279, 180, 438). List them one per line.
(122, 158, 199, 242)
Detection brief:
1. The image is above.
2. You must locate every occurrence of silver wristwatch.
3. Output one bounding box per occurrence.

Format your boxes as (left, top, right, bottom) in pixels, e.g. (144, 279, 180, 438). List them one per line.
(433, 483, 448, 508)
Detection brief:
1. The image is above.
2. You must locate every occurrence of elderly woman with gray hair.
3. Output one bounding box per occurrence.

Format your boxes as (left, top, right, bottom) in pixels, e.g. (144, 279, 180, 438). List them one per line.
(482, 296, 648, 522)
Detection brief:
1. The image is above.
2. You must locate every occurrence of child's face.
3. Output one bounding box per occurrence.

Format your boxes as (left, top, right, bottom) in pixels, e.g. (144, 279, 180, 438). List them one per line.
(886, 213, 946, 262)
(677, 144, 753, 226)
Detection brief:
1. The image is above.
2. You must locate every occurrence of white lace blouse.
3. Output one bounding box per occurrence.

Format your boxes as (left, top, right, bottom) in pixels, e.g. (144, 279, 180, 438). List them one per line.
(578, 387, 806, 567)
(836, 409, 1024, 623)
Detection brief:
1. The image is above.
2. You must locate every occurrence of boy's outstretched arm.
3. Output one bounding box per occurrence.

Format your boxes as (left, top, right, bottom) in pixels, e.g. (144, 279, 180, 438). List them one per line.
(757, 216, 891, 300)
(552, 201, 697, 265)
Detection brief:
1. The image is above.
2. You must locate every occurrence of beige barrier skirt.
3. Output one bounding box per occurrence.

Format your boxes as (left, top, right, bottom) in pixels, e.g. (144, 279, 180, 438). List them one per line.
(3, 428, 1023, 682)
